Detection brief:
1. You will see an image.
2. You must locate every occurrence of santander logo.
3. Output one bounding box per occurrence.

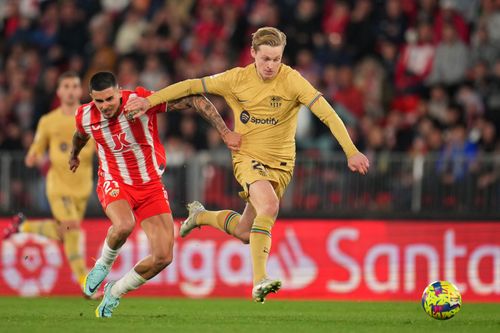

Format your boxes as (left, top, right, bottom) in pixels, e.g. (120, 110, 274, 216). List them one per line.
(325, 228, 500, 295)
(268, 228, 318, 290)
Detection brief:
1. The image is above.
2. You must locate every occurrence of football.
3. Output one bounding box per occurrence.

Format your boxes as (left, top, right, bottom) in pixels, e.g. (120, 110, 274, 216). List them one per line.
(421, 281, 462, 320)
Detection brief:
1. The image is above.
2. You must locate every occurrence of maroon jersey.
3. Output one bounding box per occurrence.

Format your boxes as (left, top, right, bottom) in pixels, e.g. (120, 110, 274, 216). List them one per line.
(75, 87, 167, 185)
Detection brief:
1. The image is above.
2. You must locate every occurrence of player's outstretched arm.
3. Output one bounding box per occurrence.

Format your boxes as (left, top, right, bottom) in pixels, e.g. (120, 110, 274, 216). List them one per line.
(69, 131, 90, 173)
(168, 95, 242, 151)
(309, 96, 369, 174)
(125, 79, 203, 119)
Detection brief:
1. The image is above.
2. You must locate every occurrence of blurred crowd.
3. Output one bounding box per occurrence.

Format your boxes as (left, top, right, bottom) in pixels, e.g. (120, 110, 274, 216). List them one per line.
(0, 0, 499, 182)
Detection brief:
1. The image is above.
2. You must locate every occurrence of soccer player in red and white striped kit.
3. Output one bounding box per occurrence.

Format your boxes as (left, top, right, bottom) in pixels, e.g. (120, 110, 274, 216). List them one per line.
(70, 71, 241, 318)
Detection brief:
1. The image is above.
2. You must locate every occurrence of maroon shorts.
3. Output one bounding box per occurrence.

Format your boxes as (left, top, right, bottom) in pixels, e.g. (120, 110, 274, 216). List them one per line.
(97, 179, 171, 223)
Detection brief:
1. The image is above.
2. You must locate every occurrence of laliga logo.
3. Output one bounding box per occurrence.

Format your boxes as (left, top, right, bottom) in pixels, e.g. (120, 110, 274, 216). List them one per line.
(268, 228, 318, 290)
(2, 234, 62, 296)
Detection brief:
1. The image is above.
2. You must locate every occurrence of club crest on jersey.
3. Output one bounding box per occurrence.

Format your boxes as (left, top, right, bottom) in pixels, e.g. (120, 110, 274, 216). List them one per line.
(270, 96, 282, 108)
(60, 142, 68, 152)
(111, 133, 131, 151)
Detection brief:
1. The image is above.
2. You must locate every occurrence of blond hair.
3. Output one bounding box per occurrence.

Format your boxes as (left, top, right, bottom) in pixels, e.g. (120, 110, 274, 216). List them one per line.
(251, 27, 287, 51)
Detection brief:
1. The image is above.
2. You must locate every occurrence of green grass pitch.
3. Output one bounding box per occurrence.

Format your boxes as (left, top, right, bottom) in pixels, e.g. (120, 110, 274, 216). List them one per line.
(0, 297, 498, 333)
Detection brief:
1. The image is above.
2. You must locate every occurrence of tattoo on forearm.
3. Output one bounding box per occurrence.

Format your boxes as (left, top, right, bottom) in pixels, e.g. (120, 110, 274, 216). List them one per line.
(167, 98, 192, 112)
(71, 132, 89, 157)
(168, 95, 230, 136)
(192, 96, 230, 136)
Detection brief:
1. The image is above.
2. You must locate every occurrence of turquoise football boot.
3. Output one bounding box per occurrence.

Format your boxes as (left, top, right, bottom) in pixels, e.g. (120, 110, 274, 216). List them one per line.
(95, 281, 120, 318)
(84, 262, 109, 297)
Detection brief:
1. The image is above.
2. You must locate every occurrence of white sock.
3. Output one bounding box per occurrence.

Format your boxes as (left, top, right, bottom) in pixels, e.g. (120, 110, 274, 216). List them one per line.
(96, 240, 120, 269)
(110, 268, 147, 298)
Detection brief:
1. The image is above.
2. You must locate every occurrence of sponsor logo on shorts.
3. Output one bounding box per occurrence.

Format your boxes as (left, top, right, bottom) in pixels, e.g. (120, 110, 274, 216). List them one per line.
(109, 189, 120, 197)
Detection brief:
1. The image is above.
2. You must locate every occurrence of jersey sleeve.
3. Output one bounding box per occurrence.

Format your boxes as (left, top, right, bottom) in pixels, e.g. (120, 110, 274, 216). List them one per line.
(288, 69, 323, 107)
(289, 70, 359, 158)
(74, 106, 88, 137)
(198, 68, 237, 96)
(135, 86, 167, 114)
(146, 69, 238, 107)
(310, 96, 359, 158)
(146, 79, 205, 107)
(27, 116, 49, 158)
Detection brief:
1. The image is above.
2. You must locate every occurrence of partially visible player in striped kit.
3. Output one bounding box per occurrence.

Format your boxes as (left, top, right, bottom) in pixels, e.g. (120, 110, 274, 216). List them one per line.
(70, 71, 240, 318)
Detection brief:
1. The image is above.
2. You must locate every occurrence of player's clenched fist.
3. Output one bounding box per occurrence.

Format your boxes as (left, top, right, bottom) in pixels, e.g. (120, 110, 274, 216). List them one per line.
(69, 156, 80, 173)
(348, 152, 370, 175)
(124, 96, 150, 120)
(222, 131, 242, 151)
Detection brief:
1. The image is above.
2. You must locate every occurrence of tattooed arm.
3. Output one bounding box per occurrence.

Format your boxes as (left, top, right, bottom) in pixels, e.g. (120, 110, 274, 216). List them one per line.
(69, 131, 90, 173)
(168, 95, 241, 151)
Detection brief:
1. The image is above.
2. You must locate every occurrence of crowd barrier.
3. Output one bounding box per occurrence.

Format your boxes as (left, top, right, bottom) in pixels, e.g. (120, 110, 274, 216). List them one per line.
(2, 151, 499, 219)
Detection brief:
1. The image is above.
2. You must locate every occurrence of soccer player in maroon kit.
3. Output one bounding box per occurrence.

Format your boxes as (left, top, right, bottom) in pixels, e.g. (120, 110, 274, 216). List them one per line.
(69, 71, 241, 318)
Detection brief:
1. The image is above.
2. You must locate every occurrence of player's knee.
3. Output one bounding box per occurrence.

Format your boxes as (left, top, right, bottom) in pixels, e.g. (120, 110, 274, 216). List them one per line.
(239, 232, 250, 244)
(114, 222, 134, 239)
(60, 220, 80, 232)
(258, 200, 279, 217)
(152, 254, 172, 272)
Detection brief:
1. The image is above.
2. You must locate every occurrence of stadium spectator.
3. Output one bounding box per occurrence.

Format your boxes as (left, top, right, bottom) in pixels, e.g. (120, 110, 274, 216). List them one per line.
(334, 65, 365, 120)
(470, 24, 499, 69)
(394, 22, 435, 94)
(377, 0, 408, 46)
(427, 23, 469, 89)
(344, 0, 376, 61)
(433, 0, 469, 43)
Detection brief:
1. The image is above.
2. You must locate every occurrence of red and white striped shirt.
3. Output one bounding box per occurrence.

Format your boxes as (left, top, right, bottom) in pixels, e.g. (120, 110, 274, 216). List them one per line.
(75, 87, 167, 185)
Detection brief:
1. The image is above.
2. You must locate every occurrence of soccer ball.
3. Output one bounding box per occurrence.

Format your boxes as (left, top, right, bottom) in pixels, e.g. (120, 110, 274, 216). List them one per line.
(421, 281, 462, 320)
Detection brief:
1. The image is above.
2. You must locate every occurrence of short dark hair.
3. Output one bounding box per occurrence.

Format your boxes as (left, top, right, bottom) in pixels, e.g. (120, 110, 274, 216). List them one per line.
(89, 71, 118, 92)
(57, 71, 80, 88)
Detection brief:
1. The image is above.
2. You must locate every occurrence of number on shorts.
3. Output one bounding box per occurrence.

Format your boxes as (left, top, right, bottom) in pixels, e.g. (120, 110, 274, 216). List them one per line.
(251, 160, 267, 176)
(103, 180, 119, 195)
